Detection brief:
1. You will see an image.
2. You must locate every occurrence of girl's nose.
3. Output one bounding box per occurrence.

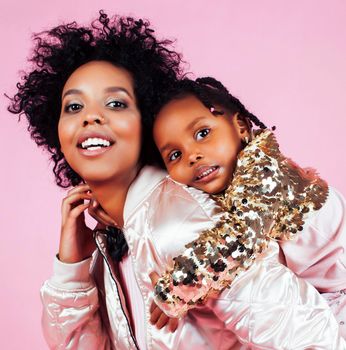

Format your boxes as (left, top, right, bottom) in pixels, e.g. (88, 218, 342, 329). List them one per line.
(189, 153, 203, 166)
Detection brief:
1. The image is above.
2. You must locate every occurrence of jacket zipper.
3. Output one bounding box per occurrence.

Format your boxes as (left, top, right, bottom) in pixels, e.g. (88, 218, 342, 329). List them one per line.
(94, 233, 140, 350)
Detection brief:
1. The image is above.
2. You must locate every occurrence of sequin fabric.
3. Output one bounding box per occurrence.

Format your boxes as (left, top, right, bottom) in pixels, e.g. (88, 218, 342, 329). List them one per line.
(154, 129, 329, 317)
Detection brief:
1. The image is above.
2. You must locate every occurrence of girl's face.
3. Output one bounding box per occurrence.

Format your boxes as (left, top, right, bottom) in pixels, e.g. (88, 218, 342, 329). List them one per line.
(153, 95, 245, 194)
(58, 61, 142, 185)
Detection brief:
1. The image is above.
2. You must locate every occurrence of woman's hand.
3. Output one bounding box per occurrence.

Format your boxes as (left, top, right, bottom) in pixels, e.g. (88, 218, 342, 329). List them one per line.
(149, 272, 179, 332)
(88, 198, 117, 228)
(58, 184, 96, 263)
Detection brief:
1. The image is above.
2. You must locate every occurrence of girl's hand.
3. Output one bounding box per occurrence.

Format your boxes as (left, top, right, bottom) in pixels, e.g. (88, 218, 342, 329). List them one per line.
(149, 272, 179, 332)
(58, 184, 96, 263)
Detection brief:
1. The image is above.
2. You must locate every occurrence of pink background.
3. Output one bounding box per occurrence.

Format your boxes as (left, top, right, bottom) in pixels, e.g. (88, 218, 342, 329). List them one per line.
(1, 1, 345, 348)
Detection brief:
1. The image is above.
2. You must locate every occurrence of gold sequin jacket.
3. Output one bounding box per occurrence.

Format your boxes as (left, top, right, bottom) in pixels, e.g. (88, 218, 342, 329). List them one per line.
(154, 130, 332, 317)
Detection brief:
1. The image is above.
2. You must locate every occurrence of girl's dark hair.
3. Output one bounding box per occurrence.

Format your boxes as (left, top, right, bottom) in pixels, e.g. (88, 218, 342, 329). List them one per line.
(154, 76, 267, 129)
(8, 11, 183, 188)
(150, 76, 267, 169)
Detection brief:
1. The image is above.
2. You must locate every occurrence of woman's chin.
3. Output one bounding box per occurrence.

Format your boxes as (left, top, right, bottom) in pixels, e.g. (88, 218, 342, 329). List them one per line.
(79, 167, 138, 186)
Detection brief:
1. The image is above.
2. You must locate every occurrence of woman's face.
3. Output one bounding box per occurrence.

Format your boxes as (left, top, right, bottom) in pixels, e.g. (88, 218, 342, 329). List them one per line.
(58, 61, 142, 184)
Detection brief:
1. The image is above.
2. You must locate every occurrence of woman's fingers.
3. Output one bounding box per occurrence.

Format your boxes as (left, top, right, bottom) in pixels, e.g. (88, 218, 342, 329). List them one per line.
(62, 192, 92, 209)
(61, 192, 92, 222)
(59, 184, 95, 264)
(88, 199, 116, 226)
(69, 202, 90, 219)
(67, 183, 90, 195)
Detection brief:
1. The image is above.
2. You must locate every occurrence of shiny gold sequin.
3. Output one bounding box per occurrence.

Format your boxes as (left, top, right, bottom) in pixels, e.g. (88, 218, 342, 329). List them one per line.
(154, 130, 329, 317)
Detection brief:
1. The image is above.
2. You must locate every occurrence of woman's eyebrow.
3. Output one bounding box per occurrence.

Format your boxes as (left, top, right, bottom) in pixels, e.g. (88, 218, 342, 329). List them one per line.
(62, 86, 134, 100)
(62, 89, 82, 99)
(104, 86, 134, 100)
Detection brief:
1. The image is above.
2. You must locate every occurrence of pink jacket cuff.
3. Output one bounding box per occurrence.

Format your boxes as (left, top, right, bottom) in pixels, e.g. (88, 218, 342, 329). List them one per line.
(49, 255, 94, 290)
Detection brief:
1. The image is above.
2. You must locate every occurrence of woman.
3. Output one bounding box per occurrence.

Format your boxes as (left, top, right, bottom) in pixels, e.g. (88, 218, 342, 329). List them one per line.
(9, 12, 345, 349)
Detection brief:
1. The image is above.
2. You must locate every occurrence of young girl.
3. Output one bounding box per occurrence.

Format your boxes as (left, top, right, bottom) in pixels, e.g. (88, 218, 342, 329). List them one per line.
(151, 77, 346, 336)
(9, 13, 345, 348)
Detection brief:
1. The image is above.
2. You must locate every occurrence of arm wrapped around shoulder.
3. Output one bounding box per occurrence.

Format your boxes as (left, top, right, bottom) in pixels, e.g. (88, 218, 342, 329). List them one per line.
(154, 129, 329, 318)
(154, 216, 268, 318)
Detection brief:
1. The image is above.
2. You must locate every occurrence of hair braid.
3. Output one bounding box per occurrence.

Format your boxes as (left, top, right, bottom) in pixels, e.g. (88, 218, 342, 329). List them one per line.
(196, 77, 267, 129)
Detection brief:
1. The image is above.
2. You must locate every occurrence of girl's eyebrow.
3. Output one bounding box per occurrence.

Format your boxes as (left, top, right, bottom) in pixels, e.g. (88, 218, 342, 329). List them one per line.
(185, 116, 207, 131)
(159, 143, 173, 154)
(159, 116, 208, 153)
(62, 86, 134, 100)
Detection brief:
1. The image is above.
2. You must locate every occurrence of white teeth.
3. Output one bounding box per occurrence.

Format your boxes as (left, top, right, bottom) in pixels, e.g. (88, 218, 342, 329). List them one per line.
(81, 138, 111, 149)
(197, 167, 217, 180)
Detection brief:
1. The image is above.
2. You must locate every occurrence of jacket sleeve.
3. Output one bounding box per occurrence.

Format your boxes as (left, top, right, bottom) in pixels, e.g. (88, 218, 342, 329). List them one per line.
(280, 187, 346, 293)
(40, 255, 113, 350)
(208, 243, 346, 349)
(153, 217, 268, 318)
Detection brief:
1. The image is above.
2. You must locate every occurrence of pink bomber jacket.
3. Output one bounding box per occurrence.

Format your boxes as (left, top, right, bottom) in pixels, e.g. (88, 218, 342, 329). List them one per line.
(40, 166, 346, 349)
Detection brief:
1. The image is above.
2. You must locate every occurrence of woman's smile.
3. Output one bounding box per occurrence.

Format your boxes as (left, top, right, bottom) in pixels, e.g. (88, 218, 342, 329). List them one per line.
(77, 130, 115, 157)
(58, 61, 142, 184)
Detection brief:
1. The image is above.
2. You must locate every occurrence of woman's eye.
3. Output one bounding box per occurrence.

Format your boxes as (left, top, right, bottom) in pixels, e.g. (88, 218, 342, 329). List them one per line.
(168, 150, 182, 162)
(106, 100, 127, 109)
(195, 128, 210, 140)
(65, 103, 82, 113)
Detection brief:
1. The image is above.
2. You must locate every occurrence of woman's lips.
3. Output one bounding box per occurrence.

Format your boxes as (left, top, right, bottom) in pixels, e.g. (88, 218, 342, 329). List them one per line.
(77, 131, 114, 146)
(78, 144, 113, 157)
(76, 130, 116, 157)
(193, 165, 220, 183)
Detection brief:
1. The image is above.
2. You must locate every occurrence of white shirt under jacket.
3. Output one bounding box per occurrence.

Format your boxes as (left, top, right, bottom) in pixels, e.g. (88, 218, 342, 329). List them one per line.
(40, 166, 346, 349)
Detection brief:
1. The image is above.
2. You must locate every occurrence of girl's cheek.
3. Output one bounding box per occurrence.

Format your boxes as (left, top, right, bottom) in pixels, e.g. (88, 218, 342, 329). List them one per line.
(170, 166, 187, 184)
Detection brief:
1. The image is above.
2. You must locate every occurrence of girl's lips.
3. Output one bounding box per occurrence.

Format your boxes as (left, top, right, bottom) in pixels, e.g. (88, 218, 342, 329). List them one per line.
(193, 165, 220, 183)
(78, 144, 113, 157)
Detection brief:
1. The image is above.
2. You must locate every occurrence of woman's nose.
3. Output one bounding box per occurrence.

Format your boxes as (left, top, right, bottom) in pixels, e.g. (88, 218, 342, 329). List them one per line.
(82, 111, 105, 127)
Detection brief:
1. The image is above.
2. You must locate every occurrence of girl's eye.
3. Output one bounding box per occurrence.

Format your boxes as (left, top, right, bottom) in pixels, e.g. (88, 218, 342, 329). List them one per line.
(168, 150, 182, 162)
(65, 103, 82, 113)
(106, 100, 127, 109)
(195, 128, 210, 141)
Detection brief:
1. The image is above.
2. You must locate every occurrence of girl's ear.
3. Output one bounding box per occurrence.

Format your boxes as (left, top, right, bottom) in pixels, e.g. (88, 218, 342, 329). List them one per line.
(233, 113, 250, 139)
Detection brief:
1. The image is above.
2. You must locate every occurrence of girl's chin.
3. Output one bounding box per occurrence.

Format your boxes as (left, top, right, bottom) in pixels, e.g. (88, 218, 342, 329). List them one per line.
(196, 180, 228, 194)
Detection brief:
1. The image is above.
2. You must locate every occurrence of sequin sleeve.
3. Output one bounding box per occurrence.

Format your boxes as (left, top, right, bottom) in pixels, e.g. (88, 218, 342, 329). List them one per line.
(154, 130, 329, 318)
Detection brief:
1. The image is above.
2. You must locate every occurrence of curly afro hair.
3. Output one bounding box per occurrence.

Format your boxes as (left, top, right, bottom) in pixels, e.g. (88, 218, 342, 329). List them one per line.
(8, 11, 183, 188)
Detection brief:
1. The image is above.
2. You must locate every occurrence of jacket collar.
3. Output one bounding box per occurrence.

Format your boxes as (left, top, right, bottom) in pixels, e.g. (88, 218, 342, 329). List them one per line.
(123, 166, 167, 224)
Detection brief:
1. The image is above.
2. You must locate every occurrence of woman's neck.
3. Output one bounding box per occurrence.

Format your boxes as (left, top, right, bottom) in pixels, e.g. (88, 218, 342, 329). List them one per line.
(87, 168, 139, 228)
